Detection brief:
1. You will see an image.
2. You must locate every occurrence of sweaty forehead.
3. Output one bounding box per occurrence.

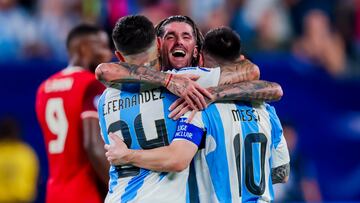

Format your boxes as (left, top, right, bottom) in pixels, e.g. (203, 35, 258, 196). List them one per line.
(163, 22, 194, 36)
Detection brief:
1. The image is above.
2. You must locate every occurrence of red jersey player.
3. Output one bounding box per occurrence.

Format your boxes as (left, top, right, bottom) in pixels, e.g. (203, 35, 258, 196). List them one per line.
(35, 24, 112, 203)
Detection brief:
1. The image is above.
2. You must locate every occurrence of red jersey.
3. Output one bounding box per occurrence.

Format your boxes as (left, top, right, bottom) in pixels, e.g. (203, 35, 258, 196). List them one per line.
(35, 67, 105, 203)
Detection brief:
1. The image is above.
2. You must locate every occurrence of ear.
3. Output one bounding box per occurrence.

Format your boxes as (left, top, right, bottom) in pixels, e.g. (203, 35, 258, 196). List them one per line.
(198, 52, 204, 67)
(157, 36, 163, 44)
(115, 51, 126, 62)
(239, 54, 245, 61)
(193, 46, 199, 58)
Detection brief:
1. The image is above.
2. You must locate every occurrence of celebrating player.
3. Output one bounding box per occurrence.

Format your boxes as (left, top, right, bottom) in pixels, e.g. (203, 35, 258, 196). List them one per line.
(98, 15, 221, 203)
(98, 15, 283, 202)
(96, 15, 277, 111)
(35, 24, 112, 203)
(105, 27, 290, 203)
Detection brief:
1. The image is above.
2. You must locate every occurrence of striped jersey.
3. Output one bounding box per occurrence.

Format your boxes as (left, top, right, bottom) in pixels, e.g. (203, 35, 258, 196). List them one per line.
(184, 102, 290, 203)
(97, 67, 220, 203)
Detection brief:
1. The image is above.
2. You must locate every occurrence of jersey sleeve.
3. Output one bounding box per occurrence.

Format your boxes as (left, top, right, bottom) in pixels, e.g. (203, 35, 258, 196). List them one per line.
(96, 89, 111, 144)
(167, 67, 221, 88)
(267, 105, 290, 168)
(81, 80, 105, 119)
(172, 111, 205, 147)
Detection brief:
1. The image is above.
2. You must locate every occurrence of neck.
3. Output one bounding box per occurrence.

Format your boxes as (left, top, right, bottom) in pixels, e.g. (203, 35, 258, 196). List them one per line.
(204, 54, 240, 71)
(221, 57, 242, 71)
(124, 47, 161, 71)
(69, 54, 87, 70)
(204, 54, 221, 68)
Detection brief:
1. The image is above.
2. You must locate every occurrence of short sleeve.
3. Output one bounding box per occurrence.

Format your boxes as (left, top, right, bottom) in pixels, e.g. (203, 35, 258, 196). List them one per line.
(167, 67, 220, 88)
(266, 105, 290, 168)
(97, 89, 110, 144)
(271, 134, 290, 168)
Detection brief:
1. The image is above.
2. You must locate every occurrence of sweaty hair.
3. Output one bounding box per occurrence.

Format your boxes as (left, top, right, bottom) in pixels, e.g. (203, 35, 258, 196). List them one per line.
(155, 15, 204, 66)
(66, 24, 102, 50)
(203, 27, 241, 62)
(112, 15, 156, 55)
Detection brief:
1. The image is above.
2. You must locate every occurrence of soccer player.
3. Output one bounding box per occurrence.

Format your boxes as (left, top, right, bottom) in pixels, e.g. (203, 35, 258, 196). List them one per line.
(96, 15, 272, 111)
(98, 15, 222, 203)
(98, 15, 282, 203)
(35, 24, 112, 203)
(166, 23, 280, 120)
(105, 27, 290, 203)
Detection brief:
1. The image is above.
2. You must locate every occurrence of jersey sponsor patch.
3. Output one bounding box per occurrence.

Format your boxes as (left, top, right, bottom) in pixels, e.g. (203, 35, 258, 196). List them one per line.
(173, 118, 204, 146)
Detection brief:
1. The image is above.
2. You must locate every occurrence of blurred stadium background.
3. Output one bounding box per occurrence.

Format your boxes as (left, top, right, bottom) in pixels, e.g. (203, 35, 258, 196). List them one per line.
(0, 0, 359, 202)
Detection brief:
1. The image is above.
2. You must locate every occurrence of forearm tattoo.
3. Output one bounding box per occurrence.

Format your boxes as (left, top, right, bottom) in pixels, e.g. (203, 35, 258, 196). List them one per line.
(209, 80, 282, 102)
(97, 59, 165, 86)
(271, 163, 290, 184)
(109, 60, 166, 85)
(219, 59, 259, 85)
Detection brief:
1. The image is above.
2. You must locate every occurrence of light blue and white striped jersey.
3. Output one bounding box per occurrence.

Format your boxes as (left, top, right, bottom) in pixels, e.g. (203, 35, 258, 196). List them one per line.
(166, 66, 220, 88)
(184, 102, 290, 203)
(97, 67, 220, 203)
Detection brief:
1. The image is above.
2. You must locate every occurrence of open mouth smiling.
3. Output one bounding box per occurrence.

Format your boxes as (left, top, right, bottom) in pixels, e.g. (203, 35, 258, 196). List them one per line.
(172, 49, 186, 57)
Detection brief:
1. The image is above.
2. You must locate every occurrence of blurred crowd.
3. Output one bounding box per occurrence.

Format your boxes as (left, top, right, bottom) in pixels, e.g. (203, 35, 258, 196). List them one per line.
(1, 0, 360, 202)
(1, 0, 359, 79)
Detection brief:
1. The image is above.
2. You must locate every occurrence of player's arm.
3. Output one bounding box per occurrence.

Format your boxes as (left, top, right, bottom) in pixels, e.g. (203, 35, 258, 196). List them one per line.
(207, 80, 283, 102)
(95, 62, 212, 110)
(212, 58, 282, 102)
(82, 81, 110, 185)
(218, 58, 260, 85)
(83, 117, 109, 184)
(106, 135, 197, 172)
(169, 80, 283, 120)
(105, 117, 204, 172)
(96, 59, 260, 88)
(216, 58, 282, 101)
(95, 62, 165, 87)
(267, 105, 290, 184)
(272, 163, 290, 184)
(168, 58, 282, 119)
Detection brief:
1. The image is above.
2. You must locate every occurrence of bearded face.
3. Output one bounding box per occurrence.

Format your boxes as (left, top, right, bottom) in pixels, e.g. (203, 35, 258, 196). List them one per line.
(159, 22, 198, 70)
